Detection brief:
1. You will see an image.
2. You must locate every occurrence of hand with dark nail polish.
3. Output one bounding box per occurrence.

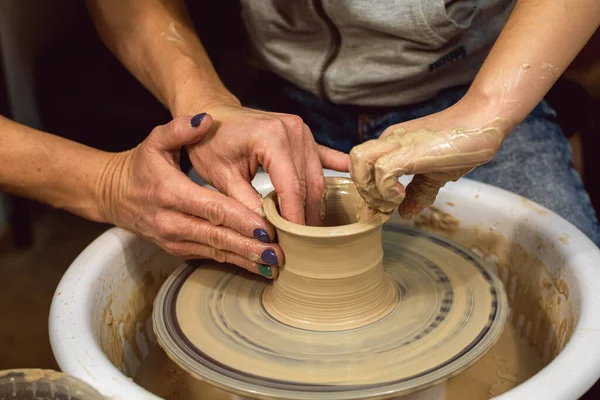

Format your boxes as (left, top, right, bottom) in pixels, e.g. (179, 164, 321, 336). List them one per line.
(98, 113, 283, 279)
(181, 102, 350, 228)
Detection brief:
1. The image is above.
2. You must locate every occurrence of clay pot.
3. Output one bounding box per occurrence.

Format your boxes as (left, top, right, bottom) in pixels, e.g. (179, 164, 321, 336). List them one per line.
(262, 177, 398, 331)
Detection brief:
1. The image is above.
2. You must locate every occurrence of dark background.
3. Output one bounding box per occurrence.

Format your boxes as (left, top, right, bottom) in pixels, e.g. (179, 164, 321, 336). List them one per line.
(0, 0, 599, 398)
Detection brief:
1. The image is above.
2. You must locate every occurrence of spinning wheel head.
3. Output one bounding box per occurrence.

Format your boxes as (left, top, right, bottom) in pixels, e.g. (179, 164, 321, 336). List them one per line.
(153, 224, 507, 399)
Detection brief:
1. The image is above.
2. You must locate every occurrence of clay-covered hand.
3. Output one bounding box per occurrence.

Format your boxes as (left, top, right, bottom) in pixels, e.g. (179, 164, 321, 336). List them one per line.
(97, 114, 283, 278)
(350, 106, 511, 218)
(185, 104, 350, 226)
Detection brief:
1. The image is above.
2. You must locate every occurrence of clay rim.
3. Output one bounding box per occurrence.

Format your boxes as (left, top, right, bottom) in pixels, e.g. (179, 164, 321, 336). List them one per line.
(262, 177, 388, 238)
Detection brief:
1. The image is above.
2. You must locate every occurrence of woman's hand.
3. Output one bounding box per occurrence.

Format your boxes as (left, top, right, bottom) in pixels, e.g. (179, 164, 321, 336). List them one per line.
(185, 103, 350, 226)
(98, 114, 283, 278)
(349, 103, 513, 218)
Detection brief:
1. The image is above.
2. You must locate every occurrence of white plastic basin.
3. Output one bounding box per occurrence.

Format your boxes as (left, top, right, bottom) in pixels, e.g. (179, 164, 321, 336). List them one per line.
(49, 171, 600, 400)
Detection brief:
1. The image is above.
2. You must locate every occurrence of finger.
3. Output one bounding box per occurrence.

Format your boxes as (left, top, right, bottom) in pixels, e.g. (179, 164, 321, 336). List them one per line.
(148, 113, 213, 151)
(152, 210, 283, 272)
(225, 174, 265, 216)
(398, 174, 446, 218)
(372, 149, 409, 212)
(166, 241, 279, 279)
(317, 145, 351, 172)
(373, 135, 469, 216)
(168, 213, 284, 266)
(170, 174, 276, 242)
(303, 129, 328, 226)
(259, 138, 306, 225)
(283, 117, 308, 225)
(349, 139, 400, 210)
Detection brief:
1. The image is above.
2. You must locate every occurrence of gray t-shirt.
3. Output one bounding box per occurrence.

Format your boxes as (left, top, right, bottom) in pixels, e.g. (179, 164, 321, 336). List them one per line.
(240, 0, 516, 106)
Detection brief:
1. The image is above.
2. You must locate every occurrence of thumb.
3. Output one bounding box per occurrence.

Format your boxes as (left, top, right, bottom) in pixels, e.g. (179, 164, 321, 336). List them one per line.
(397, 174, 445, 218)
(149, 113, 213, 151)
(398, 168, 468, 218)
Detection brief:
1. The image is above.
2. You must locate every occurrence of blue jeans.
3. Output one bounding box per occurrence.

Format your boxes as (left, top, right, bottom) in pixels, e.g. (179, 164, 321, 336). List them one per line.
(242, 72, 600, 247)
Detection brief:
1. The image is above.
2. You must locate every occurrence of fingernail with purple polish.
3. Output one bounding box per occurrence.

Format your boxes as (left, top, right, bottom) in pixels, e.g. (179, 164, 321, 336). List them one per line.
(253, 228, 270, 243)
(190, 113, 206, 128)
(261, 249, 278, 266)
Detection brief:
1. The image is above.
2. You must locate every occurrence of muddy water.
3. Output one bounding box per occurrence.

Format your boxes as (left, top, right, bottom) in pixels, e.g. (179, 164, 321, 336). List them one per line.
(135, 349, 234, 400)
(445, 320, 544, 398)
(134, 319, 544, 400)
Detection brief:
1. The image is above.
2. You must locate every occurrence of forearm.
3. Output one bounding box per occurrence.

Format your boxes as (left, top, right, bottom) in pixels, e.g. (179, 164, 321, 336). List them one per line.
(465, 0, 600, 132)
(0, 116, 119, 222)
(86, 0, 238, 116)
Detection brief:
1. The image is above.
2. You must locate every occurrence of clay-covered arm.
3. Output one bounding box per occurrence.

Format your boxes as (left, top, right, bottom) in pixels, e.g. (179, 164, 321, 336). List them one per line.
(0, 115, 115, 221)
(350, 0, 600, 217)
(85, 0, 240, 115)
(467, 0, 600, 129)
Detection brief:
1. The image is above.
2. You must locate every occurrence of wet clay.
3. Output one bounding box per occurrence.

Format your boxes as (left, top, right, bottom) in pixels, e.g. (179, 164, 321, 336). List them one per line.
(100, 271, 167, 376)
(164, 239, 504, 386)
(445, 321, 544, 399)
(262, 177, 398, 331)
(349, 126, 505, 215)
(98, 248, 179, 376)
(153, 178, 507, 398)
(134, 318, 543, 400)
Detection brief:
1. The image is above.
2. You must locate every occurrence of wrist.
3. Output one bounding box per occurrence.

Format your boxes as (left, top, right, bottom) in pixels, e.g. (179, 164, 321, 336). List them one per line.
(94, 150, 132, 226)
(456, 89, 518, 138)
(169, 74, 241, 117)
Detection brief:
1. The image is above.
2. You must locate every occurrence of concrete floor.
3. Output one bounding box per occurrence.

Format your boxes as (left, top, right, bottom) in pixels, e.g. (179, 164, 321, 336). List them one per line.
(0, 205, 107, 370)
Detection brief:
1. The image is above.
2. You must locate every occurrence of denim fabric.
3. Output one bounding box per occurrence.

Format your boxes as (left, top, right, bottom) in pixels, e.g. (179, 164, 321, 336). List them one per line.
(242, 72, 600, 246)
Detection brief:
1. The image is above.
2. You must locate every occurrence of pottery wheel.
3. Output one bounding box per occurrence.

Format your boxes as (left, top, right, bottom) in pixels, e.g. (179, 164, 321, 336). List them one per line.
(153, 225, 508, 399)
